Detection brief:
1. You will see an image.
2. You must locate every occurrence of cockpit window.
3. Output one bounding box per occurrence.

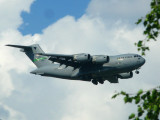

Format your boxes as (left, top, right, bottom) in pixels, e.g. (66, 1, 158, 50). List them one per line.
(134, 55, 141, 57)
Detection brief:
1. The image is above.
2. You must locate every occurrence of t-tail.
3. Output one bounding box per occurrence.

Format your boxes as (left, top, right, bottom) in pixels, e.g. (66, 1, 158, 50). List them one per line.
(6, 44, 51, 68)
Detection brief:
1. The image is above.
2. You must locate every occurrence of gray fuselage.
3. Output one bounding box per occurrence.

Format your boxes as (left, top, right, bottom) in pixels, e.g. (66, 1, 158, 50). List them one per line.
(6, 44, 145, 85)
(31, 53, 145, 83)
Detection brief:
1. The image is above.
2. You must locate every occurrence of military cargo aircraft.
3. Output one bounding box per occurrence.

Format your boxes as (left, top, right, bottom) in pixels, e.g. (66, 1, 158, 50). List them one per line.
(6, 44, 145, 85)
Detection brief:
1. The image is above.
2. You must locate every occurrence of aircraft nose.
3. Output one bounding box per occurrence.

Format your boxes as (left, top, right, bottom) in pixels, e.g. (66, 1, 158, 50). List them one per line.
(141, 57, 146, 65)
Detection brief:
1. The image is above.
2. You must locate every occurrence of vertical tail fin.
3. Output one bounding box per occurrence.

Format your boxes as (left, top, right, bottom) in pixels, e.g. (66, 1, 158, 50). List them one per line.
(6, 44, 51, 68)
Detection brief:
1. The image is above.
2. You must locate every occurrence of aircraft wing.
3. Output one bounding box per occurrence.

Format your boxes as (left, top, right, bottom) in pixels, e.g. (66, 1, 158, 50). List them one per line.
(38, 53, 109, 67)
(38, 53, 73, 59)
(38, 53, 82, 67)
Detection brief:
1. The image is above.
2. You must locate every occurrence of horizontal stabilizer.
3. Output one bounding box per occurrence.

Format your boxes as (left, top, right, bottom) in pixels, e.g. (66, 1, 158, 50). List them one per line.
(6, 44, 30, 49)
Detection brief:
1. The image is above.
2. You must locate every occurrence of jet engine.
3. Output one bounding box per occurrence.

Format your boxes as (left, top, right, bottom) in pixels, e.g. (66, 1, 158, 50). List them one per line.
(73, 53, 91, 62)
(118, 72, 133, 79)
(92, 55, 110, 64)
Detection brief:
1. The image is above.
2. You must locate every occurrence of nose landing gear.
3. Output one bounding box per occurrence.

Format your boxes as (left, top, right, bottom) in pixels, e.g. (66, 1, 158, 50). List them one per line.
(135, 67, 140, 74)
(135, 70, 139, 74)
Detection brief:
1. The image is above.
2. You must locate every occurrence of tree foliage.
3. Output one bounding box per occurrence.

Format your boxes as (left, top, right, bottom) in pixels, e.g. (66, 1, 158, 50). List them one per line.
(135, 0, 160, 55)
(112, 87, 160, 120)
(112, 0, 160, 119)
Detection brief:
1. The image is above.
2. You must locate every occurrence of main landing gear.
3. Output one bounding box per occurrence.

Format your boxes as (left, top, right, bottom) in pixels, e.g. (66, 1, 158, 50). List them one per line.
(92, 79, 104, 85)
(98, 80, 104, 84)
(92, 80, 98, 85)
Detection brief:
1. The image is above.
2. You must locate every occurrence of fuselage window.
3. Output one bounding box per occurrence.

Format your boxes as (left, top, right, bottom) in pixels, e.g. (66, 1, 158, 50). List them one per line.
(118, 57, 124, 60)
(134, 55, 139, 57)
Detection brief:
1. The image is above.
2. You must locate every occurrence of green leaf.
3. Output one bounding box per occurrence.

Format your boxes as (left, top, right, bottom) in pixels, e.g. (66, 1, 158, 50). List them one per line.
(143, 30, 148, 35)
(151, 89, 157, 99)
(146, 25, 151, 32)
(146, 47, 150, 51)
(129, 113, 135, 119)
(135, 43, 137, 46)
(138, 106, 144, 117)
(135, 97, 140, 104)
(153, 31, 158, 37)
(146, 91, 150, 96)
(153, 105, 158, 112)
(136, 19, 142, 24)
(124, 96, 129, 103)
(138, 106, 142, 112)
(137, 89, 143, 95)
(142, 47, 147, 51)
(143, 100, 149, 110)
(151, 1, 155, 6)
(142, 51, 145, 56)
(141, 94, 147, 100)
(137, 41, 143, 47)
(120, 91, 126, 95)
(135, 117, 140, 120)
(138, 111, 144, 117)
(112, 93, 119, 99)
(143, 20, 148, 26)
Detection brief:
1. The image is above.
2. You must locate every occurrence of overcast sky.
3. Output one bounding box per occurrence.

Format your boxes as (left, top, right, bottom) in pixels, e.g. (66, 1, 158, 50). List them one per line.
(0, 0, 159, 120)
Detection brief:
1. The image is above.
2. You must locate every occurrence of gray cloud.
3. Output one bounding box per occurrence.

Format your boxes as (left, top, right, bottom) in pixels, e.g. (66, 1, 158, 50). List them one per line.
(0, 103, 25, 120)
(0, 105, 9, 119)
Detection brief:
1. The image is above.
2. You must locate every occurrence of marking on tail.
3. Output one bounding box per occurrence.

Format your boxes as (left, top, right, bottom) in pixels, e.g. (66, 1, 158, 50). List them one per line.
(33, 57, 48, 62)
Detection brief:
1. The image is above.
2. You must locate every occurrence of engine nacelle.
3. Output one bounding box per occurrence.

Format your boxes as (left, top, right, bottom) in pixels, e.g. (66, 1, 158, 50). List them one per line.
(118, 72, 133, 79)
(73, 53, 91, 62)
(92, 55, 110, 64)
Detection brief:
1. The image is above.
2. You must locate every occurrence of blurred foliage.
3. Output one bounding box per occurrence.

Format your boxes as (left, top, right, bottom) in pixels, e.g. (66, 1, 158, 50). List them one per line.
(135, 0, 160, 55)
(112, 0, 160, 119)
(112, 87, 160, 120)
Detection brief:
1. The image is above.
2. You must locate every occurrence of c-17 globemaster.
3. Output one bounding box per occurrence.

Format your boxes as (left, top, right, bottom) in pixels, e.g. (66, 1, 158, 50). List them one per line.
(6, 44, 145, 85)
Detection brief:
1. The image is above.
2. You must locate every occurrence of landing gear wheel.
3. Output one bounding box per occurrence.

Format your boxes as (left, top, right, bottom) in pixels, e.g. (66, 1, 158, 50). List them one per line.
(98, 80, 104, 84)
(135, 71, 139, 74)
(92, 80, 98, 85)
